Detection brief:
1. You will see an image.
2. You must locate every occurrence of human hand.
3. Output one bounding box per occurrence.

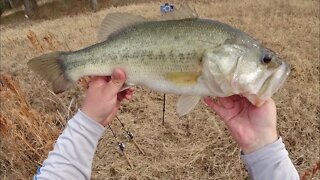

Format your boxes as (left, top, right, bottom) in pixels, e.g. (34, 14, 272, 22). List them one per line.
(81, 68, 133, 126)
(204, 95, 278, 154)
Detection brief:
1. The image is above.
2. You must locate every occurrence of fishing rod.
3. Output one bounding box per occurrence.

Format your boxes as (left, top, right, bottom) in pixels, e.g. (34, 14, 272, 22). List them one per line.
(163, 94, 166, 125)
(107, 125, 133, 168)
(115, 116, 145, 155)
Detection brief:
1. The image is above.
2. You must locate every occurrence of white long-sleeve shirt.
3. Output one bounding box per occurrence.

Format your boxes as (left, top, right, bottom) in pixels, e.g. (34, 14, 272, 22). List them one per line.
(241, 138, 299, 179)
(35, 110, 299, 180)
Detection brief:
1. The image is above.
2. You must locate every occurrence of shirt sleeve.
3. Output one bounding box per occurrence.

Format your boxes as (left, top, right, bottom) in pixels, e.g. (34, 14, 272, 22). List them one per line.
(241, 137, 299, 180)
(35, 110, 105, 180)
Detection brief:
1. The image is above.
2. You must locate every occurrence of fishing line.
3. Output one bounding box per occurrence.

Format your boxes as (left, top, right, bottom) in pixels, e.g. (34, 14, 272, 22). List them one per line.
(108, 125, 117, 139)
(115, 116, 145, 155)
(107, 125, 133, 168)
(116, 116, 125, 129)
(107, 125, 125, 152)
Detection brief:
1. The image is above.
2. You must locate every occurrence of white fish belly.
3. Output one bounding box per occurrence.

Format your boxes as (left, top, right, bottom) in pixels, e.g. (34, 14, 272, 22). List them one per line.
(126, 72, 212, 96)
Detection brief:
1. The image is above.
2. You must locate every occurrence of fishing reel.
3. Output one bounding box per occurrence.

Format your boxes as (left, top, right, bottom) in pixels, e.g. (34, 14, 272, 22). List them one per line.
(160, 3, 174, 13)
(126, 131, 134, 140)
(117, 142, 125, 152)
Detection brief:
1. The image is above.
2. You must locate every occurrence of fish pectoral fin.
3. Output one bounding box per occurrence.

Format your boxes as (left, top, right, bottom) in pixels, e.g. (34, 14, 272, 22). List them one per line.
(177, 95, 201, 116)
(159, 4, 198, 20)
(165, 72, 200, 85)
(97, 13, 147, 41)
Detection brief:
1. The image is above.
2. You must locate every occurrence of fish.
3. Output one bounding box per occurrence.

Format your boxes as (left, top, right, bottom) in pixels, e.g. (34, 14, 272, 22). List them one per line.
(27, 5, 290, 116)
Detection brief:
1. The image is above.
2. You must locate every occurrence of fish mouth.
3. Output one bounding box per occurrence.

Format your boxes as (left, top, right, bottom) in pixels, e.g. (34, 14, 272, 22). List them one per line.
(258, 61, 291, 101)
(243, 61, 290, 107)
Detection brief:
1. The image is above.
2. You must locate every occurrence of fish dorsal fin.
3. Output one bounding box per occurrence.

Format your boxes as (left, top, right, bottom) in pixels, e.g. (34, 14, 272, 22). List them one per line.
(177, 95, 201, 116)
(160, 4, 198, 20)
(97, 12, 147, 41)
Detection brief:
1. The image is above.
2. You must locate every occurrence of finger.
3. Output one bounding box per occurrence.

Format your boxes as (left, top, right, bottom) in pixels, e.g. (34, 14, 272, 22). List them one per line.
(229, 95, 241, 102)
(103, 76, 111, 82)
(125, 88, 134, 95)
(219, 96, 235, 109)
(254, 98, 275, 114)
(117, 89, 134, 101)
(240, 96, 251, 108)
(126, 87, 134, 92)
(262, 98, 274, 107)
(117, 91, 127, 101)
(103, 68, 126, 96)
(203, 97, 226, 118)
(88, 76, 107, 88)
(125, 93, 133, 100)
(123, 88, 134, 100)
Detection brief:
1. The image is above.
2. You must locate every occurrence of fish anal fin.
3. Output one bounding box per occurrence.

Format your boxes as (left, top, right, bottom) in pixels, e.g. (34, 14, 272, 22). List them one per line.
(160, 4, 198, 20)
(177, 95, 201, 116)
(97, 13, 147, 41)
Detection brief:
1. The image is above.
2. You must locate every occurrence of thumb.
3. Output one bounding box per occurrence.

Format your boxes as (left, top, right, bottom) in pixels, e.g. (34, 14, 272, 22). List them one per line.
(204, 97, 226, 121)
(103, 68, 126, 95)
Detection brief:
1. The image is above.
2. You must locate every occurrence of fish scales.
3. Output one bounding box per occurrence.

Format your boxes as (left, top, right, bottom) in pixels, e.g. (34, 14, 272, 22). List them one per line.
(63, 19, 235, 86)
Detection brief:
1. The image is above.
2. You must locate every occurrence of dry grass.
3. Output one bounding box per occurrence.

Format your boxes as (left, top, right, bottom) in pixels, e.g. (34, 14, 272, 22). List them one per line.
(0, 0, 319, 179)
(0, 74, 59, 178)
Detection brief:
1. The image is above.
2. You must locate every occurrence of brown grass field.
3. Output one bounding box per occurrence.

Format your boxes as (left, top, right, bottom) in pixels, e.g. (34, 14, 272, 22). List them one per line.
(0, 0, 319, 179)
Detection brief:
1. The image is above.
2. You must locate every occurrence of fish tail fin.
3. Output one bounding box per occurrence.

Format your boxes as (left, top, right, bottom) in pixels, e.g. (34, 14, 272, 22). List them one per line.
(27, 52, 74, 93)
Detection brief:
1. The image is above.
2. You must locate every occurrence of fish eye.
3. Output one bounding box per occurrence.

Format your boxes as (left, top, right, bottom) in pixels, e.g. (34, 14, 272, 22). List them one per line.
(261, 54, 273, 64)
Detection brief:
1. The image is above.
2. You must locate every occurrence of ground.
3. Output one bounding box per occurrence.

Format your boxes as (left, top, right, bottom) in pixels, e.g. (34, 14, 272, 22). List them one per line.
(0, 0, 319, 179)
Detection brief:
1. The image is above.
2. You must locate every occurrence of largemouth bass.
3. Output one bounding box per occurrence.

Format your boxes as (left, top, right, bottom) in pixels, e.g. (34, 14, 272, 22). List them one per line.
(28, 5, 290, 116)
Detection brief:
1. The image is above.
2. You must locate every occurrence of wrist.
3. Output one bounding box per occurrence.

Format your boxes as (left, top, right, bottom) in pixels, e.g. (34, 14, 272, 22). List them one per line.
(241, 130, 278, 154)
(76, 110, 105, 131)
(80, 108, 105, 126)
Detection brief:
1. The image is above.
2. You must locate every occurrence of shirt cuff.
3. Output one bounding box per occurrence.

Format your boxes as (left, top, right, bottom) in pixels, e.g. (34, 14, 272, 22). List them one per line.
(71, 109, 105, 138)
(241, 137, 288, 166)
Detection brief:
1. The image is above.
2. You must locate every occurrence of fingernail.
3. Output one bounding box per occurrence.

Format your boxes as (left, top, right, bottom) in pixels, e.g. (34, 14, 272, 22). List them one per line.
(112, 70, 124, 86)
(113, 71, 120, 81)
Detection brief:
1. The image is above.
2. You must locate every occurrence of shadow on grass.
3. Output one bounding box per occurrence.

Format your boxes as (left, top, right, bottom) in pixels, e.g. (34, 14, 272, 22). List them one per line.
(0, 0, 156, 26)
